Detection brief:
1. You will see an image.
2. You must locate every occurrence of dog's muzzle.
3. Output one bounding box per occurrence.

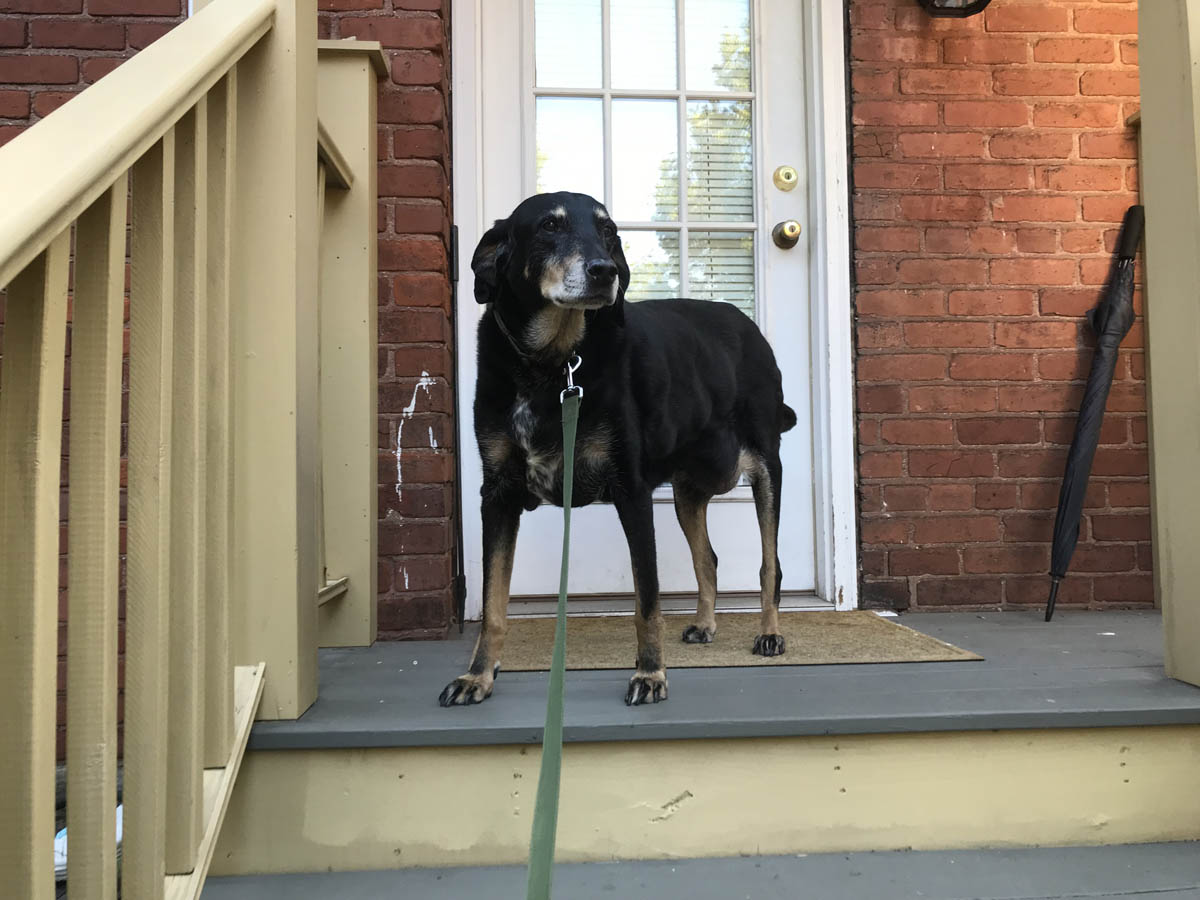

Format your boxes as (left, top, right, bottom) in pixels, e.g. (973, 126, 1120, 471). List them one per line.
(545, 254, 619, 307)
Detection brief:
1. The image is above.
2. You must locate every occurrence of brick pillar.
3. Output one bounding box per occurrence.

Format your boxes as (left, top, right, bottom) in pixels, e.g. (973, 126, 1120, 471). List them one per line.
(320, 0, 457, 639)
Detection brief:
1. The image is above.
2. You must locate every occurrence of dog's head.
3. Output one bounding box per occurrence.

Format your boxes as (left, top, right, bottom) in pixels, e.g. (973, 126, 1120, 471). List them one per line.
(471, 192, 631, 323)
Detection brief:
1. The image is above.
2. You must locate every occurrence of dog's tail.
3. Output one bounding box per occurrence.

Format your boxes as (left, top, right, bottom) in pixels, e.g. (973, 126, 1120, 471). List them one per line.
(780, 403, 798, 433)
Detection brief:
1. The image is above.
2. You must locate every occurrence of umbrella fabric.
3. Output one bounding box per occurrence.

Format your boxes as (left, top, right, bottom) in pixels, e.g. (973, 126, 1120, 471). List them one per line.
(1045, 205, 1143, 621)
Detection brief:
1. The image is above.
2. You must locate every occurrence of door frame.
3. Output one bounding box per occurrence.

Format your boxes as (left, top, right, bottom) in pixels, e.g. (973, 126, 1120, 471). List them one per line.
(450, 0, 858, 617)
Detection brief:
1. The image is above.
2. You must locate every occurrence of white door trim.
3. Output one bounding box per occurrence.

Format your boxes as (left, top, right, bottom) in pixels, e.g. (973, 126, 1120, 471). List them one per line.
(450, 0, 858, 617)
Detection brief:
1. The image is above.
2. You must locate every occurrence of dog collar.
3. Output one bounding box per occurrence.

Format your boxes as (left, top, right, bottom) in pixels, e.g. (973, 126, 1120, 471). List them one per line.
(491, 305, 579, 371)
(490, 305, 535, 361)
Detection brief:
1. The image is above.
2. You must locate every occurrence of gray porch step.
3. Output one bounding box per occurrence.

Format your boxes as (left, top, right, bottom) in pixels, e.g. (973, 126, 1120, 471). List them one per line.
(203, 843, 1200, 899)
(248, 611, 1200, 749)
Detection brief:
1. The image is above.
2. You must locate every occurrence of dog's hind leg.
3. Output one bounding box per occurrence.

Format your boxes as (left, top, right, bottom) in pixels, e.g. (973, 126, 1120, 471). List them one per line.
(614, 491, 668, 705)
(749, 453, 786, 657)
(439, 494, 521, 706)
(673, 483, 718, 644)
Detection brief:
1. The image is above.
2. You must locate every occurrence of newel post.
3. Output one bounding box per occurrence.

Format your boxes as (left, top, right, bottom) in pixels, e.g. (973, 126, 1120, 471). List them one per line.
(314, 40, 388, 647)
(1139, 0, 1200, 688)
(228, 0, 320, 719)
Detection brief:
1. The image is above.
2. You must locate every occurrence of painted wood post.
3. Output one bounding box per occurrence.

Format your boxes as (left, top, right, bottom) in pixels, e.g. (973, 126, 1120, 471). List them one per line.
(315, 41, 387, 647)
(0, 230, 70, 900)
(1139, 0, 1200, 688)
(204, 71, 237, 768)
(67, 178, 127, 900)
(126, 133, 177, 900)
(228, 0, 320, 719)
(166, 101, 209, 875)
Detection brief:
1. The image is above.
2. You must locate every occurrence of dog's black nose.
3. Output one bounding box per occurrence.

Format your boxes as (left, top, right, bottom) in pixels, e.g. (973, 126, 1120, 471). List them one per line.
(586, 259, 618, 283)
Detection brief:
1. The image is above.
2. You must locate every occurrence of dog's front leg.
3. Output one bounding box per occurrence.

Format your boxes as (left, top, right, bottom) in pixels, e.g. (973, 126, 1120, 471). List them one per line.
(614, 491, 668, 705)
(439, 489, 521, 706)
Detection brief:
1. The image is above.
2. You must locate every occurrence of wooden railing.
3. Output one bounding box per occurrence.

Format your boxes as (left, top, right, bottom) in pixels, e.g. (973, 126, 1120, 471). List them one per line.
(0, 0, 383, 896)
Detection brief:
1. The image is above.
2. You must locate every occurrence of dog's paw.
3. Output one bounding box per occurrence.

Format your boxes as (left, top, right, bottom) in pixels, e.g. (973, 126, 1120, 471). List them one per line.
(438, 671, 495, 707)
(752, 633, 786, 657)
(681, 624, 715, 644)
(625, 669, 669, 706)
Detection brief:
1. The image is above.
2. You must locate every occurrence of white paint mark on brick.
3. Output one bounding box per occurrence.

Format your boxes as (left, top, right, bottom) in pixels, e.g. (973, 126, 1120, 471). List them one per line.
(395, 371, 436, 500)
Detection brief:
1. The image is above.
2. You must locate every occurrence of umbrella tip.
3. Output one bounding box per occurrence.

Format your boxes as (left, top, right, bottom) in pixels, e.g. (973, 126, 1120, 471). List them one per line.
(1044, 578, 1061, 622)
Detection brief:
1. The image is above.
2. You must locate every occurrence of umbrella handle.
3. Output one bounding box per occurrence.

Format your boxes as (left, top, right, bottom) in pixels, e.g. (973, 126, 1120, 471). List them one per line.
(1119, 205, 1144, 262)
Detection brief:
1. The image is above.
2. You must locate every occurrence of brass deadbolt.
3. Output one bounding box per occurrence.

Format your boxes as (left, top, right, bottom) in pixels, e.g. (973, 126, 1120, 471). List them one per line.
(773, 165, 799, 191)
(772, 220, 802, 249)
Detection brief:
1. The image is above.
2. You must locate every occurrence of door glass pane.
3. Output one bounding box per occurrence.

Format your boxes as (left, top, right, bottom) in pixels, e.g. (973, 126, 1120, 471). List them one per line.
(685, 0, 751, 92)
(611, 0, 677, 90)
(623, 231, 681, 300)
(611, 100, 679, 222)
(535, 0, 602, 88)
(688, 232, 754, 316)
(687, 99, 753, 221)
(536, 97, 604, 200)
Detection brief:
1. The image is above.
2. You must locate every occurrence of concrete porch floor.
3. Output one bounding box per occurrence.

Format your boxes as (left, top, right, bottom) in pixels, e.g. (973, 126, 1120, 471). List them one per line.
(249, 610, 1200, 749)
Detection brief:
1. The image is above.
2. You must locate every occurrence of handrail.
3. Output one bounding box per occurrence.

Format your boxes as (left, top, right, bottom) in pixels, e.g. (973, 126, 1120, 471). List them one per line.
(0, 0, 275, 287)
(0, 2, 382, 893)
(317, 120, 354, 191)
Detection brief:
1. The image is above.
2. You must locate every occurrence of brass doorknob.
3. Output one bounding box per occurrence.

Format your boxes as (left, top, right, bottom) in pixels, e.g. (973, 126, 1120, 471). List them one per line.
(772, 220, 801, 249)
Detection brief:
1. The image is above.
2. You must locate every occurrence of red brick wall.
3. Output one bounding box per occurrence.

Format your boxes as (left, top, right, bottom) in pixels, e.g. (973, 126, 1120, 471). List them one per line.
(319, 0, 457, 639)
(0, 0, 183, 147)
(850, 0, 1149, 611)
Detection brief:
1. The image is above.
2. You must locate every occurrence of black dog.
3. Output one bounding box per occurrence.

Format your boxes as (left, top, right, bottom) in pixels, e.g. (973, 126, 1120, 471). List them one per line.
(439, 192, 796, 707)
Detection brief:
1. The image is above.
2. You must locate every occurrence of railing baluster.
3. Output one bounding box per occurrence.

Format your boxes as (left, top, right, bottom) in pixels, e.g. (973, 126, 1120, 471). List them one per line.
(166, 101, 208, 876)
(126, 132, 176, 900)
(315, 159, 328, 589)
(66, 177, 127, 900)
(0, 228, 71, 900)
(204, 71, 236, 769)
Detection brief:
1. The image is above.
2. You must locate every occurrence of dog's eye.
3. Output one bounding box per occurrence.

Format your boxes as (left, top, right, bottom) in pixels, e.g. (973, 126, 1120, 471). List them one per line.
(540, 218, 560, 233)
(602, 222, 618, 240)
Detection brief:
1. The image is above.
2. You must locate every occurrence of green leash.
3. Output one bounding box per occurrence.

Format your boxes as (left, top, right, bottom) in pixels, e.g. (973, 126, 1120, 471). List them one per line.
(525, 355, 582, 900)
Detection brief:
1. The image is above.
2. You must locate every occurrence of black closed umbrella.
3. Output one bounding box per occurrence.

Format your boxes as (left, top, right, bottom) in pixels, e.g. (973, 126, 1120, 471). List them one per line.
(1045, 204, 1144, 622)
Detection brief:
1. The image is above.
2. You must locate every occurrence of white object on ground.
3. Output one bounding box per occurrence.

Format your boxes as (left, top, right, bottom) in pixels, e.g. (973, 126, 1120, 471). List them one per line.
(54, 803, 122, 881)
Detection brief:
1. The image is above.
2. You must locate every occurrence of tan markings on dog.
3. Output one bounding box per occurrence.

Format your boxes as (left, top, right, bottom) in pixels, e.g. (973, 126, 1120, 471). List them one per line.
(524, 449, 559, 503)
(577, 424, 613, 467)
(630, 550, 665, 674)
(539, 253, 586, 304)
(673, 490, 717, 637)
(525, 304, 586, 359)
(633, 610, 666, 675)
(458, 530, 518, 702)
(758, 514, 780, 636)
(539, 257, 564, 295)
(738, 448, 766, 485)
(594, 206, 610, 221)
(629, 600, 668, 704)
(745, 451, 781, 637)
(479, 431, 514, 469)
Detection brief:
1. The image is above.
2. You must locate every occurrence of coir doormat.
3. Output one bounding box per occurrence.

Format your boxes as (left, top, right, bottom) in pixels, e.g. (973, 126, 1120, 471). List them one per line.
(498, 610, 981, 671)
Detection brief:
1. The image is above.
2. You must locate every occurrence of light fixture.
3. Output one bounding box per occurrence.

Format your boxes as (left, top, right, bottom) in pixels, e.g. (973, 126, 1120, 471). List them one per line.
(917, 0, 992, 17)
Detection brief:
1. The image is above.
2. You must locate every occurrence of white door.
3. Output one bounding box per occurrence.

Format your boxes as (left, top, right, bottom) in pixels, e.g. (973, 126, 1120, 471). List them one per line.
(465, 0, 821, 613)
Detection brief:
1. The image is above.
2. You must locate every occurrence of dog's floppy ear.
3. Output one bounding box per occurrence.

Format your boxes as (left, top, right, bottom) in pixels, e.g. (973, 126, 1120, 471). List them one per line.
(471, 218, 512, 304)
(609, 232, 631, 326)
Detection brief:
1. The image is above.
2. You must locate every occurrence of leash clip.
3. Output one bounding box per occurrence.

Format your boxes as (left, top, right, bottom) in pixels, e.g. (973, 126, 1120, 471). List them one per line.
(560, 354, 583, 404)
